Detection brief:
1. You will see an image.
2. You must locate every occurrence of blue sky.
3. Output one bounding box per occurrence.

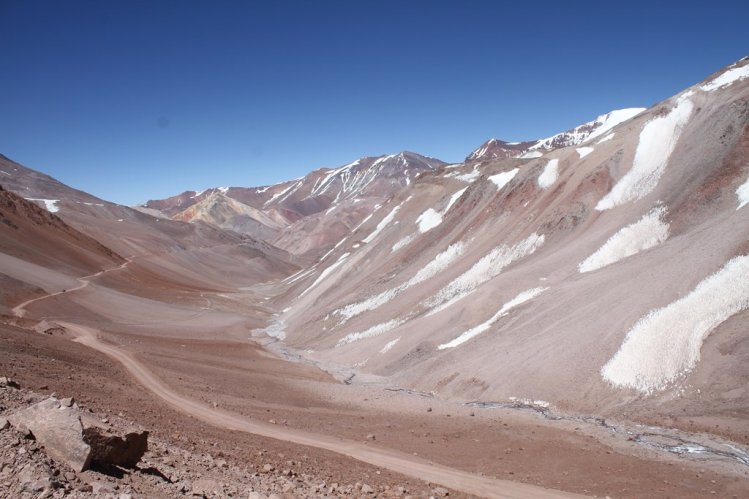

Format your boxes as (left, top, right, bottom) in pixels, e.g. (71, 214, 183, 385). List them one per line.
(1, 1, 747, 205)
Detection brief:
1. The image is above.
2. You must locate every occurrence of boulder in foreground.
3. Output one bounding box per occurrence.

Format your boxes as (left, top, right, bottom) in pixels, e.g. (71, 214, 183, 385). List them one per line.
(7, 397, 92, 472)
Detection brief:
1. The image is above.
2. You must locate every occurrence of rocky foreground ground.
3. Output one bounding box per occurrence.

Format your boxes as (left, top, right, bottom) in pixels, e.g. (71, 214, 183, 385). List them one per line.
(0, 377, 452, 499)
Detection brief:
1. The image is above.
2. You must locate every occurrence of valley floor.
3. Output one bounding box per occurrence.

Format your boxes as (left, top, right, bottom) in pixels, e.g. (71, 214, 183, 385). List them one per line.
(2, 271, 749, 498)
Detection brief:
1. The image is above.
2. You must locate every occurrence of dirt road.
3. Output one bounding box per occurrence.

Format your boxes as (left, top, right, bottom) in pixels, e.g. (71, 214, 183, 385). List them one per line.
(12, 258, 132, 318)
(61, 321, 583, 498)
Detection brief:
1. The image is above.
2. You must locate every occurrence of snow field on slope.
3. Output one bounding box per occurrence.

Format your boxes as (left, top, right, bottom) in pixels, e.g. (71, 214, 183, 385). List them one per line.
(488, 168, 519, 190)
(455, 167, 481, 182)
(392, 235, 415, 253)
(700, 65, 749, 91)
(299, 253, 350, 297)
(537, 159, 560, 189)
(363, 203, 402, 243)
(437, 287, 548, 349)
(445, 187, 467, 212)
(601, 255, 749, 393)
(576, 147, 594, 158)
(736, 174, 749, 210)
(26, 198, 60, 213)
(337, 318, 406, 347)
(335, 242, 466, 322)
(412, 187, 469, 236)
(520, 150, 544, 159)
(596, 96, 694, 211)
(578, 206, 669, 273)
(416, 208, 442, 233)
(380, 337, 401, 354)
(424, 233, 545, 311)
(597, 133, 615, 144)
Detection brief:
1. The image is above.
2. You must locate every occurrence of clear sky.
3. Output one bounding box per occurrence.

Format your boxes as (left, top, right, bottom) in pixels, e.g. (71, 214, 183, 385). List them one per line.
(1, 1, 747, 205)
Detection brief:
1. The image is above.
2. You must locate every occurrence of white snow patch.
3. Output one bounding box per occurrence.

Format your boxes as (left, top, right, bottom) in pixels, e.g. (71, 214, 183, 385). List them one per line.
(596, 96, 693, 211)
(602, 255, 749, 393)
(700, 65, 749, 91)
(264, 181, 297, 207)
(25, 198, 60, 213)
(336, 242, 465, 322)
(584, 108, 645, 142)
(455, 167, 481, 182)
(337, 318, 406, 347)
(597, 133, 615, 144)
(416, 208, 442, 233)
(508, 397, 550, 409)
(520, 150, 543, 159)
(0, 171, 10, 176)
(299, 253, 349, 297)
(445, 187, 467, 212)
(379, 337, 401, 354)
(736, 174, 749, 210)
(579, 206, 669, 273)
(391, 235, 415, 253)
(438, 287, 547, 349)
(363, 204, 401, 243)
(537, 159, 559, 189)
(424, 233, 545, 312)
(218, 187, 229, 194)
(576, 147, 594, 158)
(488, 168, 519, 190)
(256, 318, 286, 340)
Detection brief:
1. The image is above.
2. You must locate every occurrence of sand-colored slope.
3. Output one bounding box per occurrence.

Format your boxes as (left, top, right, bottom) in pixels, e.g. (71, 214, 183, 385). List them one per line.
(61, 320, 580, 499)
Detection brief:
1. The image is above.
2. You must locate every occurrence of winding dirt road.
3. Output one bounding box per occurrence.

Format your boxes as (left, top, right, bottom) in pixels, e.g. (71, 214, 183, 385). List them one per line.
(61, 321, 582, 498)
(11, 258, 132, 318)
(12, 259, 581, 497)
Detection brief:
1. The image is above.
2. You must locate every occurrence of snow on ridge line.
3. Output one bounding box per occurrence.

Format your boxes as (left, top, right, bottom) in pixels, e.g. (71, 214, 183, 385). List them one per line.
(700, 65, 749, 91)
(337, 318, 406, 347)
(336, 242, 466, 322)
(602, 254, 749, 394)
(25, 198, 60, 213)
(578, 206, 669, 273)
(299, 253, 350, 297)
(437, 287, 548, 349)
(424, 233, 545, 312)
(597, 133, 615, 144)
(380, 337, 401, 354)
(537, 159, 559, 189)
(576, 147, 594, 158)
(596, 96, 694, 211)
(736, 175, 749, 210)
(488, 168, 519, 190)
(584, 108, 645, 142)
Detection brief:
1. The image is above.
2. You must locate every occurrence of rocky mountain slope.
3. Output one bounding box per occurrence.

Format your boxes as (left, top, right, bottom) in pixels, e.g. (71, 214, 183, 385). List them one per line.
(0, 155, 296, 292)
(261, 58, 749, 440)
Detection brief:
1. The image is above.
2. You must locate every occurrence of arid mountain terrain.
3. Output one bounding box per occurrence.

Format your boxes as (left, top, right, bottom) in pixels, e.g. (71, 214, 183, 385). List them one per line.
(1, 58, 749, 498)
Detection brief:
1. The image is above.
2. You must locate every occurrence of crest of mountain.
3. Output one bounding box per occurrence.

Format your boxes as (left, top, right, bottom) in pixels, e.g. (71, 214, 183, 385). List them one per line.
(144, 151, 446, 255)
(466, 108, 646, 162)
